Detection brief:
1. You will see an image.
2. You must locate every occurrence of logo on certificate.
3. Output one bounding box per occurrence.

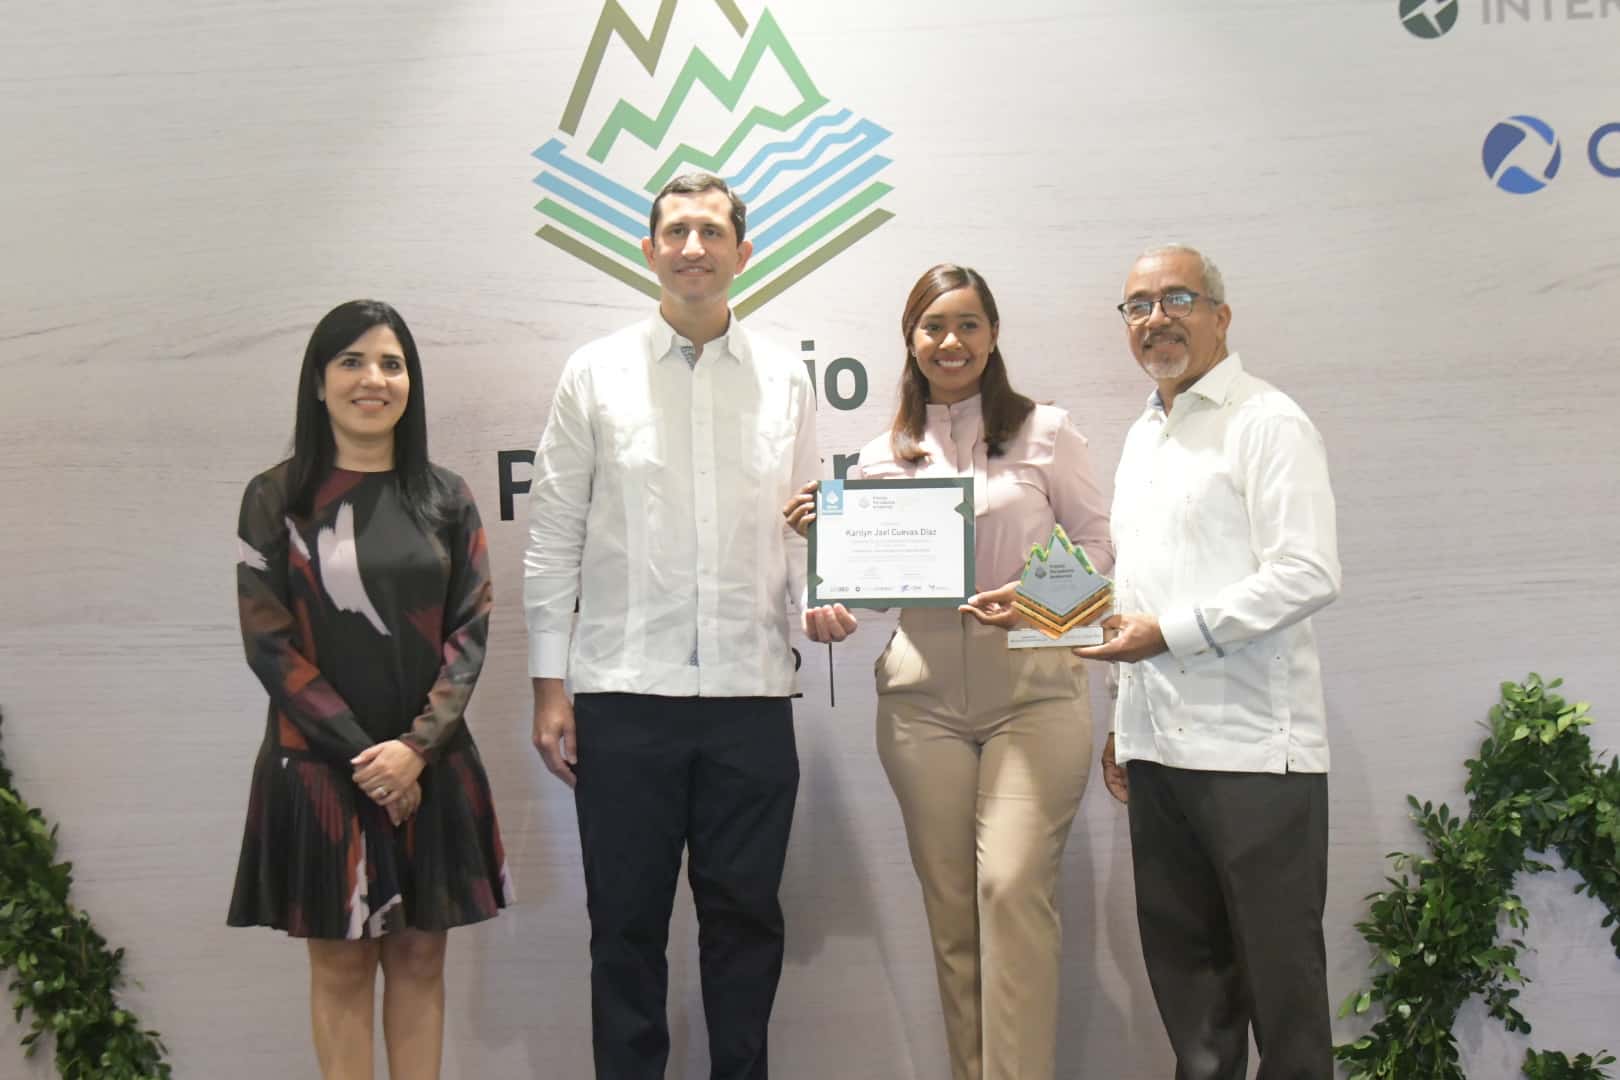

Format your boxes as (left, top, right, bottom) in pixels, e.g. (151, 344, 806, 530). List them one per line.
(818, 479, 845, 516)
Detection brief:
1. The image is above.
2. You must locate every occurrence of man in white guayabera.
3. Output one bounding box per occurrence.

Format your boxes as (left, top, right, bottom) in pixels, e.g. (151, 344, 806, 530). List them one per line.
(522, 172, 816, 1079)
(1077, 244, 1342, 1079)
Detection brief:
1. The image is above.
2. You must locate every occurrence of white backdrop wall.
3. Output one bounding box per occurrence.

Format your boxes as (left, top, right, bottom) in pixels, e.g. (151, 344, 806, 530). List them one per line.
(2, 0, 1618, 1076)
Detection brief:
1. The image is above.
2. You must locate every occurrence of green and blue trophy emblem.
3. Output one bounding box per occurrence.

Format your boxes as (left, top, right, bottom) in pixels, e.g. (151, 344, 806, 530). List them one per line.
(1012, 525, 1113, 638)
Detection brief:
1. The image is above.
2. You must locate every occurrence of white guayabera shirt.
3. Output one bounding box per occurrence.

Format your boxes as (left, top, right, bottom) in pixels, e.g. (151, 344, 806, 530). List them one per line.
(523, 312, 817, 697)
(1110, 353, 1341, 774)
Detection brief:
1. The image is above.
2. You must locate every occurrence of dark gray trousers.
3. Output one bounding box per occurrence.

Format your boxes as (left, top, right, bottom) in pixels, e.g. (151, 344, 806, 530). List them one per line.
(1125, 761, 1332, 1080)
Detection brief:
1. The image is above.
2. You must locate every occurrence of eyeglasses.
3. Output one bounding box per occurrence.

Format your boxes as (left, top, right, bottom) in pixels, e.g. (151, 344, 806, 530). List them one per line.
(1116, 289, 1214, 326)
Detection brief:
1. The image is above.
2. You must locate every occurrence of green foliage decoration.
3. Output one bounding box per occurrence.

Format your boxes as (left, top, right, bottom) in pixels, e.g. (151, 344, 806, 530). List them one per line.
(1336, 675, 1620, 1079)
(0, 710, 172, 1078)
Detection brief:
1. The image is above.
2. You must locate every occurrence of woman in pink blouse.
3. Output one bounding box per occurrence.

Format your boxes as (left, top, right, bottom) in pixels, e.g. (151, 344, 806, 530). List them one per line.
(789, 263, 1112, 1080)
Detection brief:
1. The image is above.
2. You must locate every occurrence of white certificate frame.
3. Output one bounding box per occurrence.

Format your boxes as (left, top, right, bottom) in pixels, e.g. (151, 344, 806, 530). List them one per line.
(807, 477, 975, 609)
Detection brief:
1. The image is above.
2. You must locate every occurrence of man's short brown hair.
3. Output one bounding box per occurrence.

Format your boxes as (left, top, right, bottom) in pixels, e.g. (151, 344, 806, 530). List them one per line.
(647, 172, 748, 244)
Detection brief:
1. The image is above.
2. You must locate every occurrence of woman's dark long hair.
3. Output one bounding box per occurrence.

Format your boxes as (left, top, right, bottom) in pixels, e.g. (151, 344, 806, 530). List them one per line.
(286, 299, 451, 529)
(890, 264, 1035, 463)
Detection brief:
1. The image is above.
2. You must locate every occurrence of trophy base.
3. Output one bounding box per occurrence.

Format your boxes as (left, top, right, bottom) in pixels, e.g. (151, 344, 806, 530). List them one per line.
(1007, 625, 1105, 649)
(1011, 589, 1113, 639)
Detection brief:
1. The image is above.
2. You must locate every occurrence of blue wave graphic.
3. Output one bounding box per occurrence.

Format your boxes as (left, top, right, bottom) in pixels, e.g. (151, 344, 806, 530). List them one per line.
(533, 170, 648, 239)
(736, 113, 883, 206)
(728, 107, 852, 193)
(533, 138, 653, 217)
(750, 154, 892, 254)
(534, 115, 891, 256)
(749, 120, 890, 227)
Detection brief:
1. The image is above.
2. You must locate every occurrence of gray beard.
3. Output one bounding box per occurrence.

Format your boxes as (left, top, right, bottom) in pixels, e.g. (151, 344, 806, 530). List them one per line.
(1144, 355, 1189, 381)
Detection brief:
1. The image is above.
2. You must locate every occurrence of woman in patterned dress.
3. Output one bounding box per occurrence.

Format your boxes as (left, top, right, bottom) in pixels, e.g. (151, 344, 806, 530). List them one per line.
(228, 300, 511, 1079)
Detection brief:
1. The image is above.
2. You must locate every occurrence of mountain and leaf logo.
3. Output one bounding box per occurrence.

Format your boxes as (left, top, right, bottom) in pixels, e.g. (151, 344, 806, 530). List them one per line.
(531, 0, 896, 317)
(1399, 0, 1459, 38)
(1012, 525, 1113, 639)
(1482, 115, 1563, 194)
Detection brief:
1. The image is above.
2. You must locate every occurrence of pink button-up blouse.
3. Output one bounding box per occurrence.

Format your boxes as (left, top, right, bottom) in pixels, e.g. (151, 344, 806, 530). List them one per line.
(851, 395, 1114, 591)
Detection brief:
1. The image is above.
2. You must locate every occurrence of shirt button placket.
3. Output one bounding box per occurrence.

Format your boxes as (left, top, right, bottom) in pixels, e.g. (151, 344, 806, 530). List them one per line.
(692, 361, 717, 681)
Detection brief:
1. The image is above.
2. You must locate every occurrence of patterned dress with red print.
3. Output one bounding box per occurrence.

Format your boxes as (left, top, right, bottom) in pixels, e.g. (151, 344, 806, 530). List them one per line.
(228, 463, 512, 939)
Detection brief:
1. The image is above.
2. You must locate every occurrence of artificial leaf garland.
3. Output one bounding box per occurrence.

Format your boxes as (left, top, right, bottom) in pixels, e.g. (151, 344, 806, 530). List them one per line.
(1336, 675, 1620, 1079)
(0, 710, 171, 1079)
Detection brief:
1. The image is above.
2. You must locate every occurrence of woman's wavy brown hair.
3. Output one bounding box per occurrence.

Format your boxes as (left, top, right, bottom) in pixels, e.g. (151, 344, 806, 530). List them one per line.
(889, 263, 1034, 463)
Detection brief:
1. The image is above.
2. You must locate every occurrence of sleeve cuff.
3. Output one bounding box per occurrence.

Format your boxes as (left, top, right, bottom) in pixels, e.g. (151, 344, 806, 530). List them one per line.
(399, 732, 433, 761)
(528, 630, 572, 680)
(1159, 607, 1218, 662)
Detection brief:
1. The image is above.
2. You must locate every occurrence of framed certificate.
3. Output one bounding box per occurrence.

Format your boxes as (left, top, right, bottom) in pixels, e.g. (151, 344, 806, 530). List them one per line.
(807, 478, 975, 608)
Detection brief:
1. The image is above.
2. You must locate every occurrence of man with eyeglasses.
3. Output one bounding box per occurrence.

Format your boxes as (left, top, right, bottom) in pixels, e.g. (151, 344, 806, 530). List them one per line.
(1075, 244, 1342, 1077)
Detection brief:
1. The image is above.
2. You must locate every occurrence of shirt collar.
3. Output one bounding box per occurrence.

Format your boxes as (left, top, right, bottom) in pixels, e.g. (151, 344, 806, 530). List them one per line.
(651, 310, 740, 365)
(1147, 352, 1244, 414)
(924, 393, 983, 421)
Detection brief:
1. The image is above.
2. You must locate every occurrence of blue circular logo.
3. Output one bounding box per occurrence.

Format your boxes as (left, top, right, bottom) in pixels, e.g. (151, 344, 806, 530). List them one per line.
(1482, 115, 1562, 194)
(1400, 0, 1458, 39)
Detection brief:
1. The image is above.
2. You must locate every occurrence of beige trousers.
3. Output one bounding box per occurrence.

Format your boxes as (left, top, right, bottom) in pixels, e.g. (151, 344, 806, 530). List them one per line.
(875, 609, 1092, 1080)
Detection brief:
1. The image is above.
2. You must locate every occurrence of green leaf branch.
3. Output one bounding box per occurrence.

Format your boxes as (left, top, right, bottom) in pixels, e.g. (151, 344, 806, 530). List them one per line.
(0, 709, 172, 1079)
(1336, 675, 1620, 1080)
